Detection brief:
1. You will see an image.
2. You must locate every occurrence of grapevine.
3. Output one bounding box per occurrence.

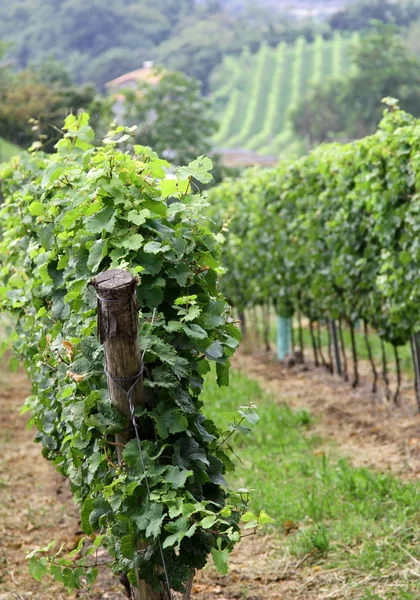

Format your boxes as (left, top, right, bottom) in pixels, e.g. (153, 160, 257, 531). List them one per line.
(0, 114, 269, 595)
(332, 31, 342, 78)
(226, 43, 269, 148)
(209, 102, 420, 350)
(247, 42, 286, 152)
(272, 36, 305, 154)
(310, 35, 324, 86)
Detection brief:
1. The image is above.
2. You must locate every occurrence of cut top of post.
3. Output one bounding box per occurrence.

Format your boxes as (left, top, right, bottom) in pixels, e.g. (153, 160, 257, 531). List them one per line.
(92, 269, 139, 344)
(94, 269, 136, 299)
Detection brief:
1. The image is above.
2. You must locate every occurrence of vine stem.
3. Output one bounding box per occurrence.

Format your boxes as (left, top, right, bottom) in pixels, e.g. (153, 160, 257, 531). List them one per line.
(338, 319, 348, 382)
(363, 320, 378, 393)
(309, 320, 319, 367)
(393, 344, 401, 405)
(327, 321, 334, 374)
(316, 321, 327, 369)
(349, 321, 359, 388)
(381, 338, 391, 401)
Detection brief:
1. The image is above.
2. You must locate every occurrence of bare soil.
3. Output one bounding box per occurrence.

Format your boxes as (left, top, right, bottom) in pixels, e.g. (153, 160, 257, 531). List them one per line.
(1, 349, 420, 600)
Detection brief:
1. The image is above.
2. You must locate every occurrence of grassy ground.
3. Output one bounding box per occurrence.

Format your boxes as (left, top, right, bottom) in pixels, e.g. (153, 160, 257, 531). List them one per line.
(202, 368, 420, 599)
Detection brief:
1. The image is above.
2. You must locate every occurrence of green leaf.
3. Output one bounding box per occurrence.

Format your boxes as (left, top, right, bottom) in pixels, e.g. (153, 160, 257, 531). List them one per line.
(81, 499, 95, 535)
(216, 362, 230, 386)
(211, 547, 229, 575)
(163, 516, 195, 548)
(144, 241, 168, 254)
(204, 341, 224, 360)
(164, 466, 193, 489)
(200, 514, 217, 529)
(28, 556, 48, 582)
(29, 201, 45, 217)
(85, 206, 116, 234)
(120, 534, 137, 559)
(121, 233, 144, 250)
(258, 510, 275, 525)
(183, 323, 208, 340)
(178, 156, 213, 184)
(126, 208, 150, 226)
(133, 503, 164, 539)
(153, 404, 188, 439)
(87, 239, 107, 272)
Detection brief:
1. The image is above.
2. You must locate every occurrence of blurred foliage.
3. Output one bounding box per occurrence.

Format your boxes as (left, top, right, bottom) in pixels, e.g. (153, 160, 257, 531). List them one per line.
(328, 0, 420, 32)
(0, 54, 111, 151)
(0, 0, 331, 92)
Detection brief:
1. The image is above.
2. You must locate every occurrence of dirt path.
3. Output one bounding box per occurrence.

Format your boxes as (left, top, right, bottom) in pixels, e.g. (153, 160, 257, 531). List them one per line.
(1, 352, 420, 600)
(233, 351, 420, 479)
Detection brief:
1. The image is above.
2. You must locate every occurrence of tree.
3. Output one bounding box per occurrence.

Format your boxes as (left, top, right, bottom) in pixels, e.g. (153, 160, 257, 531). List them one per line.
(328, 0, 420, 32)
(291, 25, 420, 147)
(0, 59, 111, 151)
(154, 14, 235, 93)
(121, 69, 218, 165)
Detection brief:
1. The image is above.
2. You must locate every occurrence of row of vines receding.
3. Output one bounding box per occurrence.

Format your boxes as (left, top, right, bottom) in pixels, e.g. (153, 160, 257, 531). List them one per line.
(208, 100, 420, 410)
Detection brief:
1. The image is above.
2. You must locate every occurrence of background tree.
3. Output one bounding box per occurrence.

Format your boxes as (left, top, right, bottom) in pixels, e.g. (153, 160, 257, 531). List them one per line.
(328, 0, 420, 32)
(0, 58, 111, 151)
(291, 24, 420, 147)
(0, 0, 332, 91)
(121, 69, 218, 165)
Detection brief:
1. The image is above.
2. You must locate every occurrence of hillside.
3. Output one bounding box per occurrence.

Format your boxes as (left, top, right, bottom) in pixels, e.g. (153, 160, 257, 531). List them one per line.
(211, 32, 360, 157)
(0, 138, 20, 163)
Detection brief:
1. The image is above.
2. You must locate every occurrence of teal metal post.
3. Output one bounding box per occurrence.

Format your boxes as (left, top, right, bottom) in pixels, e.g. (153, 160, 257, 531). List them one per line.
(277, 316, 291, 360)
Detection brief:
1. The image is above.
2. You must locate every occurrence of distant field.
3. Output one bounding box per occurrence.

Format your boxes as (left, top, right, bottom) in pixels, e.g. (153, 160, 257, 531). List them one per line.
(0, 138, 20, 162)
(211, 32, 359, 158)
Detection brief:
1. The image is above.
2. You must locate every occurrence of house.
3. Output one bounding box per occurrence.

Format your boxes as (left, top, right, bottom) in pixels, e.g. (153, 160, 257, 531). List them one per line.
(105, 61, 163, 121)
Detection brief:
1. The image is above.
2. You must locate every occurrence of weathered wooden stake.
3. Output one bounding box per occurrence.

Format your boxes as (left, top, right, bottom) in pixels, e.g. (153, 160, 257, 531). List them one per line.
(92, 269, 164, 600)
(93, 269, 145, 461)
(309, 320, 319, 367)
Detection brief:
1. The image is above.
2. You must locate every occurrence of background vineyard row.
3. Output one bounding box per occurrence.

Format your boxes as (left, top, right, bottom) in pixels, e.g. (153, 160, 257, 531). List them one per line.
(211, 32, 359, 157)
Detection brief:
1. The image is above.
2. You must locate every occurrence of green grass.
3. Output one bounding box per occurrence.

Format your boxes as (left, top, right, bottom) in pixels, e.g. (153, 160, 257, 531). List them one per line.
(211, 33, 356, 157)
(202, 368, 420, 597)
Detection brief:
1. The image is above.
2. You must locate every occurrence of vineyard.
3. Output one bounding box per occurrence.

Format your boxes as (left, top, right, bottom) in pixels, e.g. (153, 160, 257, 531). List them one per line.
(209, 102, 420, 406)
(2, 104, 420, 599)
(211, 32, 359, 157)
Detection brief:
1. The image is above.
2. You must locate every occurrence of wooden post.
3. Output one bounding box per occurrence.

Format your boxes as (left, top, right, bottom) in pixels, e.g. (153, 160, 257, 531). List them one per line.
(92, 269, 164, 600)
(277, 315, 291, 361)
(92, 269, 145, 461)
(309, 320, 319, 367)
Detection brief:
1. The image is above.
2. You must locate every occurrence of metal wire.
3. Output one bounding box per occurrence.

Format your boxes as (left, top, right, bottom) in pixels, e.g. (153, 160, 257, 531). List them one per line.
(96, 294, 135, 303)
